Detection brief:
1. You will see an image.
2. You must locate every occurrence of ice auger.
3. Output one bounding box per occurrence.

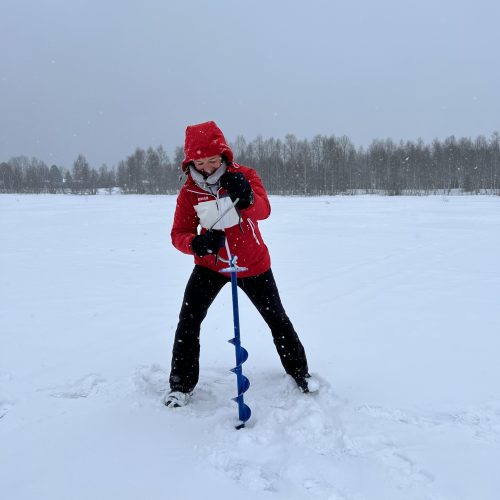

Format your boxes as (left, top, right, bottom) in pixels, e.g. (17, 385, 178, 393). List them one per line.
(221, 254, 251, 429)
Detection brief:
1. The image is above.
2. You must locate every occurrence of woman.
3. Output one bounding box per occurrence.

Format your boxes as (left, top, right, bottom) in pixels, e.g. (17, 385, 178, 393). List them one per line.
(165, 121, 317, 407)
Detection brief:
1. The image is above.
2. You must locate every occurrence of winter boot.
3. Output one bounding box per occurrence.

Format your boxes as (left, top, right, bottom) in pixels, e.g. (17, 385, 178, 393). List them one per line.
(163, 391, 192, 408)
(293, 373, 319, 393)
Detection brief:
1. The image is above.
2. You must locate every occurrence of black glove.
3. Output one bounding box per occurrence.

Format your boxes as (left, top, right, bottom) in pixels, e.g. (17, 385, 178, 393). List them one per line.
(191, 230, 225, 257)
(220, 172, 254, 210)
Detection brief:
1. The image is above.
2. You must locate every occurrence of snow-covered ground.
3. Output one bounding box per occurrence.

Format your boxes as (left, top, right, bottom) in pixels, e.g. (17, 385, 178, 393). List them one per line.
(1, 194, 499, 500)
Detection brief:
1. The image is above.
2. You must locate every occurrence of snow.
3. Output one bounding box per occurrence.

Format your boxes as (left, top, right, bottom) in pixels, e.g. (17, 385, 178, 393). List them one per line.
(1, 193, 500, 500)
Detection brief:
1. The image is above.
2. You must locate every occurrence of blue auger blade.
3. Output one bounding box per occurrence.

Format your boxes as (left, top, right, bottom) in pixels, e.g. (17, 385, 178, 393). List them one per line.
(235, 403, 251, 429)
(232, 395, 252, 421)
(238, 403, 252, 423)
(237, 346, 248, 365)
(238, 375, 250, 394)
(231, 375, 250, 395)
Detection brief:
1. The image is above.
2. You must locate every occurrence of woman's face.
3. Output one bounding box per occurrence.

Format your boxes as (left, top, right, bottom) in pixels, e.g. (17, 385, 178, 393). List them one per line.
(193, 155, 222, 176)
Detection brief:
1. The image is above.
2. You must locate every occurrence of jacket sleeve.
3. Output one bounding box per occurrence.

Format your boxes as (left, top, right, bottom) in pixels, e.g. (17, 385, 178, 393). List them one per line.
(171, 186, 198, 255)
(240, 168, 271, 221)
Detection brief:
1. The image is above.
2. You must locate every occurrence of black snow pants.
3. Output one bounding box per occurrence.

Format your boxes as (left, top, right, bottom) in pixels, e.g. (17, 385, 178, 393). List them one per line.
(169, 265, 309, 393)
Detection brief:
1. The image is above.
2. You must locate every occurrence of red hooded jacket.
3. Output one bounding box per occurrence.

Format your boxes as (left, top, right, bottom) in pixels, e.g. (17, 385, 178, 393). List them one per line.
(171, 122, 271, 278)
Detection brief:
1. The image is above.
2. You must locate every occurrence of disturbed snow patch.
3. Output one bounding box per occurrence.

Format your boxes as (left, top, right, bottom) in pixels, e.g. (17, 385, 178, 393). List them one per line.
(200, 372, 357, 498)
(46, 373, 107, 399)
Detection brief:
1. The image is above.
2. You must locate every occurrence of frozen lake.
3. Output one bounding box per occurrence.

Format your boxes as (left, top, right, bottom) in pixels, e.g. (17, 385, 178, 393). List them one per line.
(1, 194, 499, 500)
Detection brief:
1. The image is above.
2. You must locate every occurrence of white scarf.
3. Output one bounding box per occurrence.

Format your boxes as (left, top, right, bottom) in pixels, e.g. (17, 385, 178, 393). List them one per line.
(189, 162, 228, 195)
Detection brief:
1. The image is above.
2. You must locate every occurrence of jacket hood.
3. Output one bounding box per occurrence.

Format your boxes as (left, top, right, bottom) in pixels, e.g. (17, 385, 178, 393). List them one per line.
(182, 121, 234, 171)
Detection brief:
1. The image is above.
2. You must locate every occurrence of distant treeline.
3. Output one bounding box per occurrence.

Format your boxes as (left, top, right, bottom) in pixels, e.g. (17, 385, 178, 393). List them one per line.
(1, 133, 500, 195)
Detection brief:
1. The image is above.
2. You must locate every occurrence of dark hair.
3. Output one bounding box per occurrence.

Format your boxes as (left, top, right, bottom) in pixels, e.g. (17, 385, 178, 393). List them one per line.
(221, 153, 232, 166)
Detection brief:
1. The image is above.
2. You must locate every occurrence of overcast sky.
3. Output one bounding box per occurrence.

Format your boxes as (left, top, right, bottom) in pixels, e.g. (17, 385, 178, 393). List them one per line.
(1, 0, 499, 168)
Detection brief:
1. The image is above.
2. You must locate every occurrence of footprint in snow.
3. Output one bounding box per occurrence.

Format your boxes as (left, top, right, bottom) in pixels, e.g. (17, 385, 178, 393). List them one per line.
(208, 453, 277, 493)
(377, 446, 435, 487)
(434, 405, 500, 443)
(358, 402, 500, 443)
(132, 364, 169, 398)
(48, 373, 106, 399)
(303, 478, 357, 499)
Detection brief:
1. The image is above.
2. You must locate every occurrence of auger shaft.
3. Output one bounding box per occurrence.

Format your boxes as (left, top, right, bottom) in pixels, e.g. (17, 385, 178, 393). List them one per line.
(222, 254, 251, 429)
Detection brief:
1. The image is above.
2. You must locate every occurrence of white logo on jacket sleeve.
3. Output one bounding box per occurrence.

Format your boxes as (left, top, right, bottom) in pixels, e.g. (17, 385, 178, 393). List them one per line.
(194, 196, 240, 230)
